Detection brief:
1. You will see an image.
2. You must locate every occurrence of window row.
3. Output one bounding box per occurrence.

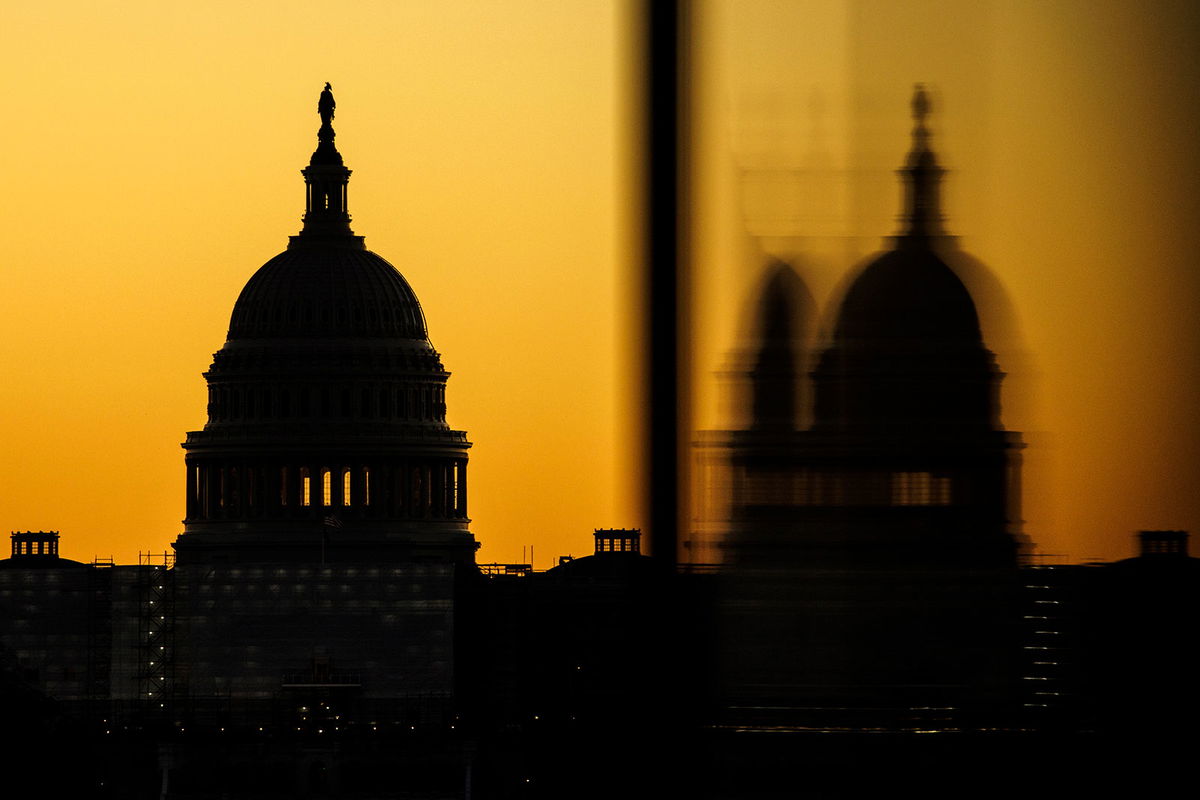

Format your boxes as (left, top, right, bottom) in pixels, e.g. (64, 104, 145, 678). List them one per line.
(596, 538, 638, 553)
(207, 383, 447, 424)
(11, 539, 59, 556)
(735, 469, 954, 508)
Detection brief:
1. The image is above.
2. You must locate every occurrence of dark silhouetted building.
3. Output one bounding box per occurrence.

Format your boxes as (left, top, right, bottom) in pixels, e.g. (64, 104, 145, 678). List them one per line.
(171, 83, 474, 714)
(1074, 530, 1200, 735)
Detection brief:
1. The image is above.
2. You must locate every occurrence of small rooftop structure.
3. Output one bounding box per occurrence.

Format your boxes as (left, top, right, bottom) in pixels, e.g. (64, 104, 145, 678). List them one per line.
(10, 530, 59, 559)
(1138, 530, 1189, 558)
(594, 528, 641, 555)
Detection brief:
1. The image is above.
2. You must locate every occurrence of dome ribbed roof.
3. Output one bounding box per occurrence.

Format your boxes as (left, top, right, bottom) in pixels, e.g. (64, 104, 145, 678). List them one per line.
(834, 247, 981, 344)
(227, 243, 428, 340)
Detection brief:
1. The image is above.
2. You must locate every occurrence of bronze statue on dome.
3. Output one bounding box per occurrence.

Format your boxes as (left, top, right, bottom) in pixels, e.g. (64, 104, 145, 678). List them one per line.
(318, 82, 335, 127)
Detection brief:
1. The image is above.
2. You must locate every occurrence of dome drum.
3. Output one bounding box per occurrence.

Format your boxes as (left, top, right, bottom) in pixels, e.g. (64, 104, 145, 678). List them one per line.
(201, 377, 451, 428)
(208, 339, 448, 375)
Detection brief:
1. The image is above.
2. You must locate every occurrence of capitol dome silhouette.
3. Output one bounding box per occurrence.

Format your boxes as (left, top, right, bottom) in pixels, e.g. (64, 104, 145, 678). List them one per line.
(175, 85, 473, 564)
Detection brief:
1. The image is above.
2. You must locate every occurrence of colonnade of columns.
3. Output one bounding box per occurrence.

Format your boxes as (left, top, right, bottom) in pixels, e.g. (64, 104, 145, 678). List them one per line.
(306, 178, 348, 215)
(186, 457, 467, 523)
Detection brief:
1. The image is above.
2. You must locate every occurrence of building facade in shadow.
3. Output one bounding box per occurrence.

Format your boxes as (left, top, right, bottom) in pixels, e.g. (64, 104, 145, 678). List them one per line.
(171, 83, 475, 709)
(159, 85, 476, 797)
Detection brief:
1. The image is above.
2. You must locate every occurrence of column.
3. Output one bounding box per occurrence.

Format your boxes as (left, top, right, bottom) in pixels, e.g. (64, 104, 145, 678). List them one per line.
(314, 465, 327, 508)
(186, 463, 197, 520)
(458, 460, 467, 518)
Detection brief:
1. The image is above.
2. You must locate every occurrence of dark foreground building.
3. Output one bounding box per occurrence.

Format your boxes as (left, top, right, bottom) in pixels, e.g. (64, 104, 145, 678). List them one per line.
(169, 84, 478, 797)
(172, 81, 474, 708)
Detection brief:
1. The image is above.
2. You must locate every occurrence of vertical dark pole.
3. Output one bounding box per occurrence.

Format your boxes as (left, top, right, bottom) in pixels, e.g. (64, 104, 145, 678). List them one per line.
(644, 1, 687, 566)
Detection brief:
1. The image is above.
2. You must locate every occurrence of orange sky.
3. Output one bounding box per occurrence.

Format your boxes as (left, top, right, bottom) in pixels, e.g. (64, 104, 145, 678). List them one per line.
(1, 1, 1196, 566)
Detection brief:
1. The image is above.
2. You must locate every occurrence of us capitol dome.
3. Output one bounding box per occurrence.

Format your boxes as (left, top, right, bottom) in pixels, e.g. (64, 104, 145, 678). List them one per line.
(174, 84, 475, 565)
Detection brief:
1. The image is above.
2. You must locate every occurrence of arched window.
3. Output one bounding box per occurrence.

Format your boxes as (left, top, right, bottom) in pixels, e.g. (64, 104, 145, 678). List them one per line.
(342, 468, 352, 506)
(301, 467, 311, 507)
(322, 470, 332, 507)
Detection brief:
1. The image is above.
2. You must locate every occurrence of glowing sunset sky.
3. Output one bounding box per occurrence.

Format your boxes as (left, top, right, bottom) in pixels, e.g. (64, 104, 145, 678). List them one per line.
(1, 1, 1196, 566)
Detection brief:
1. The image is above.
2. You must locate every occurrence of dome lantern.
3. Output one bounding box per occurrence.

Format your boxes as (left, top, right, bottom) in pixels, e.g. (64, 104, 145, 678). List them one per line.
(294, 82, 361, 246)
(898, 84, 946, 242)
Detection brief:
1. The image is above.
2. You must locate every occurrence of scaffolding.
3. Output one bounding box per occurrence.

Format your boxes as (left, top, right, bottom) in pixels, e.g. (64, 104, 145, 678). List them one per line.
(478, 563, 533, 577)
(85, 558, 113, 715)
(136, 551, 175, 704)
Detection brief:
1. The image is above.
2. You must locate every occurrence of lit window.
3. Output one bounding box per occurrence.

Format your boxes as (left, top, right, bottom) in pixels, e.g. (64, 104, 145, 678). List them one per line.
(891, 472, 952, 506)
